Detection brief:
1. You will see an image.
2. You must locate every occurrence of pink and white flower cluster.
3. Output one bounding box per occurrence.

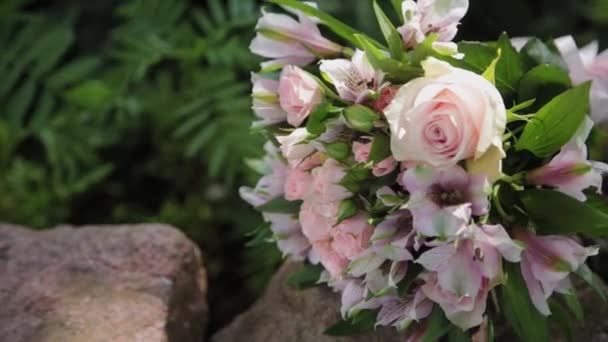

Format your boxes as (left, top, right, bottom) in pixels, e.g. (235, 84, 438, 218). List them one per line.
(241, 0, 607, 337)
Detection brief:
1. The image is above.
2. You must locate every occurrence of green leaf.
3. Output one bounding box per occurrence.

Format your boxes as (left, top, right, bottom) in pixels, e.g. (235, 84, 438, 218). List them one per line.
(343, 105, 379, 132)
(372, 0, 405, 61)
(286, 263, 324, 290)
(521, 189, 608, 236)
(448, 325, 471, 342)
(575, 264, 608, 302)
(267, 0, 384, 49)
(47, 57, 102, 89)
(518, 64, 571, 103)
(306, 102, 333, 136)
(452, 41, 497, 74)
(336, 199, 358, 225)
(560, 292, 584, 322)
(521, 38, 567, 70)
(64, 80, 113, 111)
(482, 49, 501, 84)
(548, 301, 574, 342)
(325, 141, 350, 161)
(516, 82, 591, 157)
(256, 197, 302, 214)
(422, 306, 451, 342)
(355, 34, 422, 82)
(501, 263, 550, 342)
(368, 133, 391, 163)
(391, 0, 404, 21)
(6, 80, 35, 130)
(340, 164, 371, 193)
(495, 33, 526, 95)
(324, 310, 377, 336)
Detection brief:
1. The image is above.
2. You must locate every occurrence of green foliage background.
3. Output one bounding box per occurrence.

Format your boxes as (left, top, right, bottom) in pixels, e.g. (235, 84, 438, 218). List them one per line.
(0, 0, 606, 334)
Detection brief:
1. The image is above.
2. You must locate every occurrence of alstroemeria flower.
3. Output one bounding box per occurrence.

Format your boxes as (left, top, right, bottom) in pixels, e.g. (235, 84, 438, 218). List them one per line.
(417, 224, 522, 329)
(278, 66, 324, 127)
(348, 210, 416, 279)
(375, 288, 434, 330)
(264, 213, 311, 260)
(516, 229, 598, 316)
(398, 0, 469, 48)
(277, 128, 316, 160)
(251, 73, 286, 127)
(400, 164, 490, 238)
(526, 117, 603, 201)
(319, 49, 383, 103)
(239, 143, 288, 206)
(555, 36, 608, 123)
(250, 4, 342, 68)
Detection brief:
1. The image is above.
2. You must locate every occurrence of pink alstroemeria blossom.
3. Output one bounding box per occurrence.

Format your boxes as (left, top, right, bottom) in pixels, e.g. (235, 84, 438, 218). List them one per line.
(555, 36, 608, 123)
(278, 66, 324, 127)
(319, 49, 383, 103)
(375, 288, 434, 330)
(516, 229, 598, 316)
(398, 0, 469, 48)
(352, 137, 397, 177)
(277, 128, 316, 161)
(264, 213, 311, 260)
(250, 5, 342, 68)
(526, 117, 603, 201)
(400, 165, 490, 238)
(417, 224, 522, 329)
(251, 73, 286, 127)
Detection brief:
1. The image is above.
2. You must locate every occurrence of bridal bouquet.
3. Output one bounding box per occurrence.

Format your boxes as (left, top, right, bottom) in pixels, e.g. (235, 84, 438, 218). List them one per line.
(241, 0, 608, 340)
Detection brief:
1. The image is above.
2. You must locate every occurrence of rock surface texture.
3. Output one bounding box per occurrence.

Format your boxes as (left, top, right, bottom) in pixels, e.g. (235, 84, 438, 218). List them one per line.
(214, 262, 608, 342)
(0, 223, 207, 342)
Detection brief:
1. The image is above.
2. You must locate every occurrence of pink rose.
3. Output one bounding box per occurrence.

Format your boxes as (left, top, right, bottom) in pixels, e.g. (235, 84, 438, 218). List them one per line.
(313, 240, 349, 278)
(278, 66, 323, 127)
(299, 199, 336, 242)
(284, 166, 313, 201)
(330, 212, 374, 260)
(384, 57, 506, 182)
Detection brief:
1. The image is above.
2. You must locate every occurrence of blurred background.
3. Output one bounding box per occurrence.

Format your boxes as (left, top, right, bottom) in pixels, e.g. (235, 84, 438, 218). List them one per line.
(1, 0, 607, 335)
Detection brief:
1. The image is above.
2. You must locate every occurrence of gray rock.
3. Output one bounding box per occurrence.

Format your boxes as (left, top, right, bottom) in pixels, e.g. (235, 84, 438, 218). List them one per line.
(0, 223, 207, 342)
(214, 262, 608, 342)
(212, 262, 403, 342)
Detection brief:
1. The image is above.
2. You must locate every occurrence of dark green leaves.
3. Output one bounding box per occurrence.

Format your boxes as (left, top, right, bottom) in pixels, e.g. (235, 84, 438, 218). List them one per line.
(336, 199, 358, 225)
(343, 105, 379, 132)
(521, 189, 608, 236)
(495, 33, 526, 95)
(324, 310, 377, 336)
(422, 306, 451, 342)
(501, 263, 550, 342)
(372, 0, 405, 61)
(516, 82, 591, 157)
(368, 134, 391, 163)
(355, 34, 422, 82)
(325, 141, 350, 161)
(267, 0, 383, 49)
(256, 197, 302, 214)
(286, 263, 324, 290)
(306, 102, 333, 136)
(575, 264, 608, 302)
(518, 64, 571, 103)
(521, 38, 567, 70)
